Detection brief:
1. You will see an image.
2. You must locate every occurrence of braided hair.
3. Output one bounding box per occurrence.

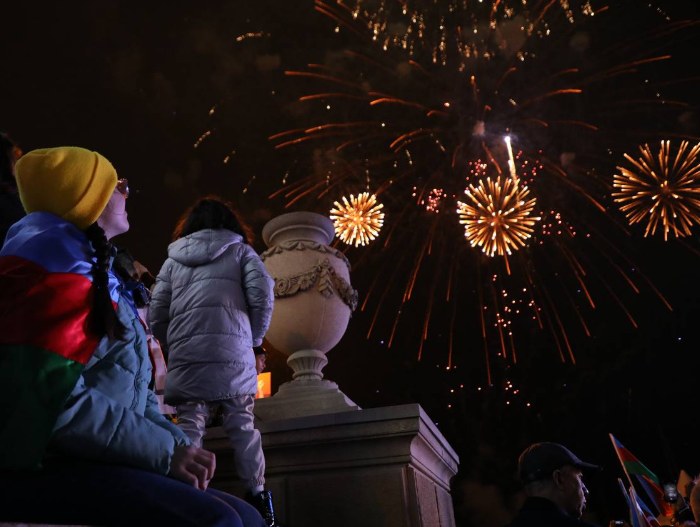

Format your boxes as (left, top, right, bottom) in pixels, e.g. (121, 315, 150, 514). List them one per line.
(85, 223, 126, 340)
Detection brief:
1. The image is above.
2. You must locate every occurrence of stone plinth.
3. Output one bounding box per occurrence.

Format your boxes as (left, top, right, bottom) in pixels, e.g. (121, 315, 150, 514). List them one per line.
(205, 403, 459, 527)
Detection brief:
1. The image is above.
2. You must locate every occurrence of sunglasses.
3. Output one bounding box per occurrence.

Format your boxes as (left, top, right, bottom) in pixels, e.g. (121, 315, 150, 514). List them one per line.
(116, 178, 129, 198)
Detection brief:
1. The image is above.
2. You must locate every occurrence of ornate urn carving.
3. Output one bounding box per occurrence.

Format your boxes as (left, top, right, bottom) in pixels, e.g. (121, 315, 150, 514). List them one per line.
(256, 211, 359, 420)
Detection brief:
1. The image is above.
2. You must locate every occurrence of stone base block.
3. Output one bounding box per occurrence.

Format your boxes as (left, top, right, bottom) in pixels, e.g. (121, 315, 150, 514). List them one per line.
(205, 403, 459, 527)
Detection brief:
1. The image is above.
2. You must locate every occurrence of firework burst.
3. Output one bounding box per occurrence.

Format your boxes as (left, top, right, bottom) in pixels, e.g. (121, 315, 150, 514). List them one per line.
(202, 0, 699, 377)
(330, 192, 385, 246)
(613, 140, 700, 241)
(457, 176, 540, 263)
(262, 0, 698, 372)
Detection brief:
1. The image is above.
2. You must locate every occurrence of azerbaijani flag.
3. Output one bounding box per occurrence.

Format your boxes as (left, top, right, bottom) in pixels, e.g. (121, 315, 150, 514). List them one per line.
(617, 479, 662, 527)
(629, 487, 662, 527)
(609, 433, 673, 517)
(0, 213, 114, 469)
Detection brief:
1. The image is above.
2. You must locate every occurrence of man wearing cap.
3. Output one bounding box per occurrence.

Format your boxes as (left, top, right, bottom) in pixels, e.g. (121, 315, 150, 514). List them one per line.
(507, 442, 602, 527)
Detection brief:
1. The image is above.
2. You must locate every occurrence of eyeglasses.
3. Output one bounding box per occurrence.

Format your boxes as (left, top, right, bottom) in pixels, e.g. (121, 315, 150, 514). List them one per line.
(116, 178, 129, 198)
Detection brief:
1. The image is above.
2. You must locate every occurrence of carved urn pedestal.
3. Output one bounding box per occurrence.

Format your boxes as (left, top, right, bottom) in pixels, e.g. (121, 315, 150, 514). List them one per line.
(206, 211, 461, 526)
(254, 211, 360, 421)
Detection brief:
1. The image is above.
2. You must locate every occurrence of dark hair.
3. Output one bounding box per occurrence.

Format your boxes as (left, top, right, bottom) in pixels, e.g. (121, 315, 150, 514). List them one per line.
(0, 132, 20, 191)
(172, 195, 253, 243)
(85, 223, 126, 340)
(113, 246, 138, 282)
(112, 246, 153, 307)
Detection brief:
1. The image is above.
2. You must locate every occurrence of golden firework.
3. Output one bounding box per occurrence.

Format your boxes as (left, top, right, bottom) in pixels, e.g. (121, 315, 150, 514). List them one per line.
(457, 176, 540, 258)
(613, 140, 700, 240)
(330, 192, 385, 247)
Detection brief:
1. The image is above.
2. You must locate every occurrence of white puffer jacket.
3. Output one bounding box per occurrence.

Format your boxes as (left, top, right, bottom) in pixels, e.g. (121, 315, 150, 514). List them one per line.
(149, 229, 274, 404)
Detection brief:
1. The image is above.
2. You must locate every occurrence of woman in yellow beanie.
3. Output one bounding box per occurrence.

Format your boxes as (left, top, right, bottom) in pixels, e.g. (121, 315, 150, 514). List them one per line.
(0, 147, 266, 526)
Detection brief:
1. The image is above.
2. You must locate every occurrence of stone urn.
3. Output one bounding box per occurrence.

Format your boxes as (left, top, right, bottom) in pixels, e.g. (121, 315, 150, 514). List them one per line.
(255, 211, 360, 420)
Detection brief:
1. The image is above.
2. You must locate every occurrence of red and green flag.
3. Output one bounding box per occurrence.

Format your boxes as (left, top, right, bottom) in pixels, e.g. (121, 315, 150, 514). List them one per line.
(0, 218, 104, 470)
(609, 433, 673, 518)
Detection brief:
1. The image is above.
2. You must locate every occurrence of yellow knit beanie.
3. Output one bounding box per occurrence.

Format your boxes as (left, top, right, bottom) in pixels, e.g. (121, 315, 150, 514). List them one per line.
(15, 146, 118, 230)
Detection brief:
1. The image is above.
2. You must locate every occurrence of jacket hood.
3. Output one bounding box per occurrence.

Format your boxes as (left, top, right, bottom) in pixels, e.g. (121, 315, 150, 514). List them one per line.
(168, 229, 244, 267)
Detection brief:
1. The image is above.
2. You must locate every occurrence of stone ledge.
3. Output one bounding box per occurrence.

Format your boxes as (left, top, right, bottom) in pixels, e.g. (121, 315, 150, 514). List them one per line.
(206, 403, 460, 526)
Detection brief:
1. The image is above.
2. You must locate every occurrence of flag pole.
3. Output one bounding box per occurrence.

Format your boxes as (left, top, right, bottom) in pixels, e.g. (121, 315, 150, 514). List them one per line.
(609, 433, 635, 490)
(617, 477, 631, 504)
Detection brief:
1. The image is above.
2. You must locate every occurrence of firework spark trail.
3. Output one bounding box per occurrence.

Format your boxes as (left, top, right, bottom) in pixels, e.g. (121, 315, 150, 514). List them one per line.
(486, 277, 510, 363)
(583, 221, 673, 311)
(541, 286, 573, 364)
(404, 230, 432, 302)
(419, 271, 438, 361)
(544, 218, 670, 328)
(365, 274, 394, 337)
(548, 225, 645, 319)
(267, 174, 314, 200)
(363, 246, 413, 338)
(271, 158, 362, 205)
(522, 268, 545, 331)
(284, 69, 360, 90)
(556, 243, 594, 305)
(589, 17, 700, 72)
(540, 159, 609, 214)
(477, 273, 493, 386)
(487, 272, 523, 363)
(353, 205, 422, 308)
(285, 180, 331, 208)
(367, 214, 446, 354)
(444, 253, 463, 370)
(448, 296, 457, 369)
(532, 242, 594, 336)
(388, 300, 404, 349)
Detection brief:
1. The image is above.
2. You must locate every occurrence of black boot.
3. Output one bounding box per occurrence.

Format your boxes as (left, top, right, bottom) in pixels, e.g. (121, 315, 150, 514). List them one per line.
(246, 489, 276, 527)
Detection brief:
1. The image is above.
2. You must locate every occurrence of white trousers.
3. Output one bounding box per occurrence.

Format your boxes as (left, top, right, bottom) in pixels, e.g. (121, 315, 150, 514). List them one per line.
(176, 396, 265, 492)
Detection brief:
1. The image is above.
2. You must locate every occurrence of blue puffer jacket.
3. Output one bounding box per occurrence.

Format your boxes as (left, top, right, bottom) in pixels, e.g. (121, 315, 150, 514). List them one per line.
(50, 296, 192, 474)
(149, 229, 274, 405)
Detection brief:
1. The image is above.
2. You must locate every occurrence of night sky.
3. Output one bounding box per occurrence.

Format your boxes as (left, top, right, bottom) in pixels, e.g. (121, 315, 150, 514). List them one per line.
(2, 2, 700, 525)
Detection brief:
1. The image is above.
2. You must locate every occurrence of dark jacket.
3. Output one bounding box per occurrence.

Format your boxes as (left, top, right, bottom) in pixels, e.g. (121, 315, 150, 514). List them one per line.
(507, 497, 601, 527)
(0, 189, 25, 246)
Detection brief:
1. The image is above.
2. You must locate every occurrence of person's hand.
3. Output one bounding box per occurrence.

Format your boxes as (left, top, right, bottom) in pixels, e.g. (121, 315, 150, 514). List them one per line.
(168, 445, 216, 490)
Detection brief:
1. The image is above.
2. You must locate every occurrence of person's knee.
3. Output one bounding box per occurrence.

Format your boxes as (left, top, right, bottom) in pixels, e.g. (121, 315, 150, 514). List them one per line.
(193, 497, 244, 527)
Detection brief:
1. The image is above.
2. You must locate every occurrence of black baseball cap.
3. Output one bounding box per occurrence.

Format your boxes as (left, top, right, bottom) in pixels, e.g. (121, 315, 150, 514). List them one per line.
(518, 442, 601, 483)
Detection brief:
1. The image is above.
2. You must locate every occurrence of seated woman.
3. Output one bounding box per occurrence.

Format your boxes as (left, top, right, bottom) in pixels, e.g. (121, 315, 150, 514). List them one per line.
(0, 146, 266, 527)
